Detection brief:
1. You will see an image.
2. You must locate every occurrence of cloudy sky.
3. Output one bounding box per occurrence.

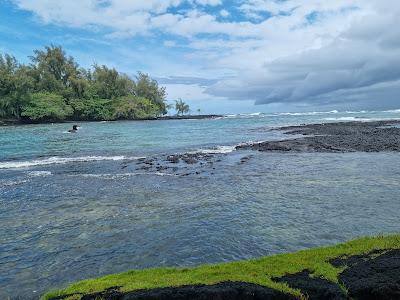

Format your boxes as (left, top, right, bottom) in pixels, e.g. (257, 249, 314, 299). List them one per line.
(1, 0, 399, 113)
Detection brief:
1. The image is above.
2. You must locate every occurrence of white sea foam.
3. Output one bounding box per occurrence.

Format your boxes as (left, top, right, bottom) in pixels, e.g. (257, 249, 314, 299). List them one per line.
(69, 172, 177, 179)
(344, 110, 368, 114)
(323, 117, 380, 122)
(223, 112, 266, 119)
(276, 110, 339, 116)
(224, 109, 400, 119)
(384, 109, 400, 113)
(0, 156, 143, 170)
(0, 179, 30, 187)
(27, 171, 52, 177)
(192, 145, 236, 154)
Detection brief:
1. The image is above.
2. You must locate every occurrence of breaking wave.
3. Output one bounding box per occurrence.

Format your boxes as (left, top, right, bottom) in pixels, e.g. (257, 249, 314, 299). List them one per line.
(193, 145, 236, 154)
(68, 172, 177, 179)
(0, 156, 144, 170)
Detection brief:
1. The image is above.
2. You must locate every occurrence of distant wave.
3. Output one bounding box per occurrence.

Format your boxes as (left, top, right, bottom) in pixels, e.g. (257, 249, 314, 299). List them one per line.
(384, 109, 400, 113)
(0, 156, 143, 170)
(68, 172, 177, 179)
(224, 112, 266, 118)
(223, 109, 400, 119)
(0, 179, 29, 187)
(224, 110, 340, 118)
(193, 145, 236, 154)
(323, 117, 383, 122)
(275, 110, 339, 116)
(27, 171, 52, 177)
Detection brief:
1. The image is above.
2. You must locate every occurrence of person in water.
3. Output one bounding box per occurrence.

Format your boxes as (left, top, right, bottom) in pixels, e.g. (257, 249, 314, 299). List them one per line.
(68, 125, 79, 133)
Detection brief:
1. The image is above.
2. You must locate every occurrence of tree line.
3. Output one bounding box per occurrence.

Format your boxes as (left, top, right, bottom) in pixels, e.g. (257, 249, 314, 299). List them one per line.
(0, 45, 191, 123)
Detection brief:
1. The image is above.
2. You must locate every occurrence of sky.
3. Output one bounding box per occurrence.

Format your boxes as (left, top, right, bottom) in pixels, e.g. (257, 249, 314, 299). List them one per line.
(0, 0, 399, 114)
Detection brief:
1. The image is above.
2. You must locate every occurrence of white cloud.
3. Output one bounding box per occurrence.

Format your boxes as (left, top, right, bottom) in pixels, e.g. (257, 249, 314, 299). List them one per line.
(193, 0, 222, 6)
(11, 0, 400, 110)
(220, 9, 229, 17)
(205, 0, 400, 109)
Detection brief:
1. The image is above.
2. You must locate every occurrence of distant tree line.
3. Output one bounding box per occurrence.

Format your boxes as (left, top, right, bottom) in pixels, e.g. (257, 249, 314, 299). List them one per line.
(0, 45, 182, 122)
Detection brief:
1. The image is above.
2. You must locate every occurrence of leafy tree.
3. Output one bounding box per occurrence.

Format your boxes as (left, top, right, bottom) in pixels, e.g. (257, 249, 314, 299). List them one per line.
(0, 46, 171, 122)
(21, 92, 72, 122)
(29, 45, 81, 98)
(70, 98, 113, 121)
(113, 96, 159, 120)
(91, 65, 135, 99)
(135, 72, 167, 115)
(0, 54, 33, 118)
(175, 99, 190, 116)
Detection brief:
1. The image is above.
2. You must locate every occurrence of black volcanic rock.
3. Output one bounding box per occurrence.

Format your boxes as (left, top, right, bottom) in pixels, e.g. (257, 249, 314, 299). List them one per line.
(273, 270, 346, 300)
(53, 282, 295, 300)
(336, 249, 400, 300)
(237, 120, 400, 153)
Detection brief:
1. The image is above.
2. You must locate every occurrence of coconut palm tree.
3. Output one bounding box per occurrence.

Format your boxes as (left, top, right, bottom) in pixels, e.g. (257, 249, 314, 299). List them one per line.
(175, 99, 190, 116)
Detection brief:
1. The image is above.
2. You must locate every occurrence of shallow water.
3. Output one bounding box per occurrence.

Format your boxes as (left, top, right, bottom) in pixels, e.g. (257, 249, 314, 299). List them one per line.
(1, 110, 400, 299)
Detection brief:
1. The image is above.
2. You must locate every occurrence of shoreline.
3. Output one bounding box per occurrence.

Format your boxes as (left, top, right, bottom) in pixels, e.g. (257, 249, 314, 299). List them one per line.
(237, 120, 400, 153)
(43, 235, 400, 300)
(0, 115, 223, 126)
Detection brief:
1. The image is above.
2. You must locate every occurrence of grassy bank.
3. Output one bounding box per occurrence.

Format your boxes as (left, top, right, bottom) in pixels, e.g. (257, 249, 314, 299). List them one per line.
(43, 234, 400, 299)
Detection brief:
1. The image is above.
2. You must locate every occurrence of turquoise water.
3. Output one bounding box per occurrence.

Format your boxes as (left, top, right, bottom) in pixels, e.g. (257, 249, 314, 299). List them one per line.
(1, 110, 400, 299)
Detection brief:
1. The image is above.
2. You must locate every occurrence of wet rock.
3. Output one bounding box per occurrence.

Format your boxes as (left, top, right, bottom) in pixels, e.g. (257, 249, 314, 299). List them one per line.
(273, 270, 346, 300)
(239, 155, 254, 164)
(167, 155, 180, 163)
(237, 120, 400, 153)
(156, 166, 168, 172)
(182, 157, 197, 164)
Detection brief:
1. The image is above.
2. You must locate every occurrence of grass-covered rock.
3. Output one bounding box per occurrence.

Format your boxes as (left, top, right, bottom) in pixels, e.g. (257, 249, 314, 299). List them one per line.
(43, 234, 400, 300)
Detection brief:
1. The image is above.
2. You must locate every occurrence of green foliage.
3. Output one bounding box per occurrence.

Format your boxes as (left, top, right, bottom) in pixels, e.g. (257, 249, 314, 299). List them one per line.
(0, 46, 168, 122)
(113, 96, 159, 120)
(42, 234, 400, 300)
(29, 45, 81, 98)
(21, 92, 73, 122)
(175, 98, 190, 116)
(0, 54, 33, 118)
(70, 98, 113, 121)
(91, 65, 135, 99)
(135, 72, 167, 115)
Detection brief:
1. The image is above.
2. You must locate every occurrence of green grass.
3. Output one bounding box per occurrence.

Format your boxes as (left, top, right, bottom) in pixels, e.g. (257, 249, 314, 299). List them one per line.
(42, 234, 400, 300)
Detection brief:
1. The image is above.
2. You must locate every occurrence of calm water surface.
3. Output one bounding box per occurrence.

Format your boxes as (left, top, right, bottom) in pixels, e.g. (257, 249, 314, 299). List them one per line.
(1, 110, 400, 299)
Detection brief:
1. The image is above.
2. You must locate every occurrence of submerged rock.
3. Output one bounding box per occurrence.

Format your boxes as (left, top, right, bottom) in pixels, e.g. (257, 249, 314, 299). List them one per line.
(167, 155, 180, 163)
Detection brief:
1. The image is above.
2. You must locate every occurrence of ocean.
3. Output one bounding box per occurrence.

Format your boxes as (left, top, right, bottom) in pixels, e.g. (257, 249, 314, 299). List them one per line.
(1, 109, 400, 299)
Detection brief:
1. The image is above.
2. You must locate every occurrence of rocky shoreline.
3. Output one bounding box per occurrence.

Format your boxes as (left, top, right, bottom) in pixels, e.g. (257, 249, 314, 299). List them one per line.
(129, 120, 400, 177)
(237, 120, 400, 153)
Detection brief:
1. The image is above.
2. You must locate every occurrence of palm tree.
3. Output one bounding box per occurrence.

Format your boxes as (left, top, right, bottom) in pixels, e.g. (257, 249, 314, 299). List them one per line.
(175, 99, 190, 116)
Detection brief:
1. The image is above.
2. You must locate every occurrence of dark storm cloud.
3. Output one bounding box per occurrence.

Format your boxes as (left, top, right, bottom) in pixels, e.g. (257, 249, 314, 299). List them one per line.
(206, 1, 400, 110)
